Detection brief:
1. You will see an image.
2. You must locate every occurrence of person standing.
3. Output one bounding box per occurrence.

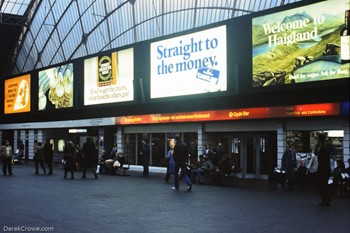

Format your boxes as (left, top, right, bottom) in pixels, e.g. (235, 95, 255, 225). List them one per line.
(139, 139, 150, 177)
(17, 140, 24, 165)
(172, 134, 192, 191)
(63, 141, 75, 179)
(34, 142, 46, 175)
(315, 133, 332, 206)
(81, 137, 98, 179)
(43, 139, 54, 175)
(282, 143, 297, 189)
(307, 151, 318, 187)
(1, 140, 13, 176)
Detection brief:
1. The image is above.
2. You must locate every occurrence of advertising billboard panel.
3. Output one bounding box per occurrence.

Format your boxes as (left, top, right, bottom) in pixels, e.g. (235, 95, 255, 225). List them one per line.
(84, 48, 134, 105)
(38, 63, 74, 110)
(150, 25, 227, 98)
(252, 0, 350, 87)
(4, 74, 31, 114)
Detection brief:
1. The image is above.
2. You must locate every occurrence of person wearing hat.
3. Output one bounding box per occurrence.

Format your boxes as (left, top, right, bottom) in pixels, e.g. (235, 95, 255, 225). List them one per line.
(1, 140, 13, 176)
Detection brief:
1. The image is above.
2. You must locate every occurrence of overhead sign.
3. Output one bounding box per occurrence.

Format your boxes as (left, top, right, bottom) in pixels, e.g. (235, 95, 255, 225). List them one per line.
(150, 25, 227, 98)
(4, 74, 31, 114)
(252, 0, 350, 87)
(84, 48, 134, 105)
(38, 63, 74, 110)
(115, 103, 340, 125)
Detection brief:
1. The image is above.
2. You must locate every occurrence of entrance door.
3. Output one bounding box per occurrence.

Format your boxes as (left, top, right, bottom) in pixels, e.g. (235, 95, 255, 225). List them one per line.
(232, 132, 276, 179)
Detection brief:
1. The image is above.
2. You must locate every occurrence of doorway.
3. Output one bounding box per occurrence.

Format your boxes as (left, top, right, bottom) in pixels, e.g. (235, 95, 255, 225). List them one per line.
(232, 132, 277, 179)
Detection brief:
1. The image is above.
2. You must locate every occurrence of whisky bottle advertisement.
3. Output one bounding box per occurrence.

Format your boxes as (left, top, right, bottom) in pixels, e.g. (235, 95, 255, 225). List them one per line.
(84, 48, 134, 105)
(340, 10, 350, 64)
(252, 0, 350, 87)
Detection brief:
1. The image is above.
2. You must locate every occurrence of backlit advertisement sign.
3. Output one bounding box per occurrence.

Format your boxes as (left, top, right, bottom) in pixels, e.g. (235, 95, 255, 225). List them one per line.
(4, 74, 31, 114)
(150, 25, 227, 98)
(115, 103, 340, 125)
(84, 48, 134, 105)
(252, 0, 350, 87)
(38, 63, 74, 110)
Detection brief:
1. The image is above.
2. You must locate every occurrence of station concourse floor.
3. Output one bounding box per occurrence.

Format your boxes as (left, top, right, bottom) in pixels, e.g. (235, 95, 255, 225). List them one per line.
(1, 162, 349, 233)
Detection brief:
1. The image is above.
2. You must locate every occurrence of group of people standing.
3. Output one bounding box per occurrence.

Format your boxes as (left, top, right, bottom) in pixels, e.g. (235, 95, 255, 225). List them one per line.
(163, 137, 235, 191)
(35, 137, 99, 179)
(281, 133, 350, 206)
(61, 137, 99, 179)
(1, 137, 99, 180)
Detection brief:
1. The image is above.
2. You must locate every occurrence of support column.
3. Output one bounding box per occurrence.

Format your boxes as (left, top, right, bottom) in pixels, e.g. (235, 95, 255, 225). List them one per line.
(197, 124, 203, 161)
(98, 127, 104, 157)
(277, 123, 286, 167)
(343, 119, 350, 162)
(116, 127, 124, 153)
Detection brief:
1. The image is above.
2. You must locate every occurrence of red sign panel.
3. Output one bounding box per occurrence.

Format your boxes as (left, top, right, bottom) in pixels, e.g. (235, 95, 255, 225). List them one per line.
(115, 103, 340, 125)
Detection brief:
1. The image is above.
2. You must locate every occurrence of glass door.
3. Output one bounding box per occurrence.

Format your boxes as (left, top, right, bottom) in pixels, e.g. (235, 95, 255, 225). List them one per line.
(151, 133, 166, 166)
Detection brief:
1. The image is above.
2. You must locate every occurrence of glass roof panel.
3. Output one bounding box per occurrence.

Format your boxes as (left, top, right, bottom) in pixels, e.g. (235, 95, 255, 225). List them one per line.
(1, 0, 32, 16)
(10, 0, 304, 74)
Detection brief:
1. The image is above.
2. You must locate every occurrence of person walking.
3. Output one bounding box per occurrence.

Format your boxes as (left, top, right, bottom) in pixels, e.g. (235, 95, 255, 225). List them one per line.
(139, 139, 150, 177)
(282, 143, 297, 189)
(1, 140, 14, 176)
(34, 142, 46, 175)
(81, 137, 98, 179)
(172, 134, 192, 191)
(63, 141, 76, 179)
(43, 139, 54, 175)
(164, 144, 175, 182)
(315, 133, 332, 206)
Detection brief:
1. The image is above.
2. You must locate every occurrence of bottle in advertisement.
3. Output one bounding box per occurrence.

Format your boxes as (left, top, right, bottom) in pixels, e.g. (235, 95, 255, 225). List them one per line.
(340, 10, 350, 64)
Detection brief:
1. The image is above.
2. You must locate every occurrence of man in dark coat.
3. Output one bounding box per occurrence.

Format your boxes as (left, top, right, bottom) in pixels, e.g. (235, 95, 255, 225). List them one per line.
(139, 139, 150, 177)
(81, 137, 98, 179)
(282, 143, 297, 189)
(43, 139, 54, 175)
(172, 134, 192, 191)
(315, 133, 332, 206)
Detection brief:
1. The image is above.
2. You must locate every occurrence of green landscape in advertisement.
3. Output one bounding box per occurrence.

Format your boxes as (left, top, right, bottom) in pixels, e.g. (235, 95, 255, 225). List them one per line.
(252, 0, 350, 87)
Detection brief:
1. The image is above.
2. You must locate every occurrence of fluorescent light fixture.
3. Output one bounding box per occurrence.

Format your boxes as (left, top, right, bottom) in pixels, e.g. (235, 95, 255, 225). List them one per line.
(69, 129, 87, 133)
(326, 130, 344, 137)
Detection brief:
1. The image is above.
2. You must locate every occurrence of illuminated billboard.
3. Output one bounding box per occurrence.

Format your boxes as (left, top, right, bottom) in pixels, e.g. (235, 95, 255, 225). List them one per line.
(38, 63, 74, 110)
(150, 25, 227, 99)
(252, 0, 350, 87)
(4, 74, 31, 114)
(84, 48, 134, 105)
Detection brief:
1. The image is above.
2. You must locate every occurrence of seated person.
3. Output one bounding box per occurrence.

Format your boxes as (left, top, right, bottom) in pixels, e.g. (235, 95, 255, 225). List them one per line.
(212, 154, 231, 185)
(103, 153, 125, 175)
(191, 156, 214, 184)
(296, 160, 308, 189)
(191, 155, 205, 184)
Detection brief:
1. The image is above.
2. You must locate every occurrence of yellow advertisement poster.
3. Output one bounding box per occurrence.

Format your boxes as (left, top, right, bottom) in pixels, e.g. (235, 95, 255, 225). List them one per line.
(4, 74, 31, 114)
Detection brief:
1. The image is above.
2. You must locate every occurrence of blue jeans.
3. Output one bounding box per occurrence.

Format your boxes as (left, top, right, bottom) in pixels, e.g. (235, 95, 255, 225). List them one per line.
(174, 163, 191, 189)
(191, 168, 204, 183)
